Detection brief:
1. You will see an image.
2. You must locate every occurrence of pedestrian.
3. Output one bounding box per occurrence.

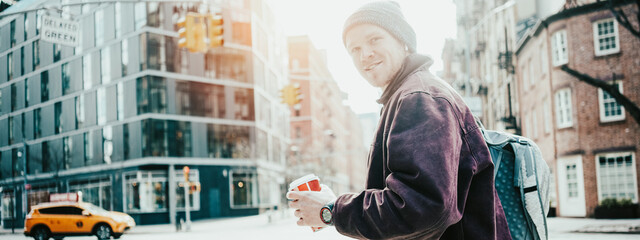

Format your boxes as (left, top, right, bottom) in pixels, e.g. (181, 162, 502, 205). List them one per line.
(286, 1, 512, 239)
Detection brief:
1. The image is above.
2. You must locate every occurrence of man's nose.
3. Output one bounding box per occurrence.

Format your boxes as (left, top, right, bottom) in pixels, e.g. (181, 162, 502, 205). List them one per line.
(360, 47, 374, 62)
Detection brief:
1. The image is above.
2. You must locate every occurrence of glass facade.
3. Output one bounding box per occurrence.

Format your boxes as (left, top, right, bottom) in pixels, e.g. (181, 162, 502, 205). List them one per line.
(142, 119, 191, 157)
(207, 125, 253, 159)
(136, 76, 166, 114)
(0, 0, 290, 225)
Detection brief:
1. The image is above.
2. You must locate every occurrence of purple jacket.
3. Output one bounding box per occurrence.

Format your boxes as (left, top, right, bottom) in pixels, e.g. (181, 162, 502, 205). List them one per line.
(333, 62, 512, 240)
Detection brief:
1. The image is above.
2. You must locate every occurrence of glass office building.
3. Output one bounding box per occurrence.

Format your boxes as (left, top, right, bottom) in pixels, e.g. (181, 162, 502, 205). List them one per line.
(0, 0, 289, 227)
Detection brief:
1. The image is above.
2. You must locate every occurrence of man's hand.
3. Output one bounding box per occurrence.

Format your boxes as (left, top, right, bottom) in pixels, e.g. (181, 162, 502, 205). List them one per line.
(286, 184, 337, 227)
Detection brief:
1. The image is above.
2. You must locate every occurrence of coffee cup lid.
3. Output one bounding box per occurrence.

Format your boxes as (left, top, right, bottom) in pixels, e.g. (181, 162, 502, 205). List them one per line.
(289, 174, 319, 190)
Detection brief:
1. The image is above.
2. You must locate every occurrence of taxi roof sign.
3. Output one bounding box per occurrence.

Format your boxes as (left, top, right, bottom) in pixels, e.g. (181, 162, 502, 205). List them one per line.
(49, 192, 81, 203)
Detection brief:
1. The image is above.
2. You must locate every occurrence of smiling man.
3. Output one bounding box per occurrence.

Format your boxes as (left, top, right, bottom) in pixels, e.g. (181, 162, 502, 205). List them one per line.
(286, 1, 512, 239)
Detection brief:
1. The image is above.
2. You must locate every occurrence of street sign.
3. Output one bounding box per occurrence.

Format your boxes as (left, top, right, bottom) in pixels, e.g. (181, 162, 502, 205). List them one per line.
(40, 15, 80, 47)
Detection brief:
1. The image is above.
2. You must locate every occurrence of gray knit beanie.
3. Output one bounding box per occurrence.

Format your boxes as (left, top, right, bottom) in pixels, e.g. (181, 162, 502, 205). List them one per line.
(342, 1, 417, 53)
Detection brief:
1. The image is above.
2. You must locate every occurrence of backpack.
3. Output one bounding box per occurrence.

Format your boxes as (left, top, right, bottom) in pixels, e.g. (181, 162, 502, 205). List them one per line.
(478, 122, 551, 240)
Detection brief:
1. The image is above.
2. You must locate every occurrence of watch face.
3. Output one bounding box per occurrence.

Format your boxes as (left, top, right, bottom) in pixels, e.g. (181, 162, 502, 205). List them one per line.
(321, 208, 332, 223)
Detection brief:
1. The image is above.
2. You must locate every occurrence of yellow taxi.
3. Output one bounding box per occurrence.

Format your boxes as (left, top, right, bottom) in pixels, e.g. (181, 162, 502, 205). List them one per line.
(24, 200, 135, 240)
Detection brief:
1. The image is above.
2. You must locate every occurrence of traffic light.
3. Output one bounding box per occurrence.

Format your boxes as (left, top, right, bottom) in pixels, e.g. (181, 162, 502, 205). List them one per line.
(280, 84, 302, 107)
(176, 13, 207, 53)
(183, 166, 190, 182)
(207, 13, 224, 48)
(189, 182, 201, 194)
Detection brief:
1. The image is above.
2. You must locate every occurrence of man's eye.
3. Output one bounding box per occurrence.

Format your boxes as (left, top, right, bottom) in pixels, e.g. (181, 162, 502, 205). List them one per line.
(351, 47, 360, 54)
(370, 38, 380, 44)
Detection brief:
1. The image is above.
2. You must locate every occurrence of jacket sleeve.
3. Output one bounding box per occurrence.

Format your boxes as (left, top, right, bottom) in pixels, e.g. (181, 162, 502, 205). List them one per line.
(333, 92, 467, 239)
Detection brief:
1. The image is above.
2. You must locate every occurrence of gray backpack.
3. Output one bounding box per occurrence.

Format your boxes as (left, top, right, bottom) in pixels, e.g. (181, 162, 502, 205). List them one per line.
(478, 123, 551, 240)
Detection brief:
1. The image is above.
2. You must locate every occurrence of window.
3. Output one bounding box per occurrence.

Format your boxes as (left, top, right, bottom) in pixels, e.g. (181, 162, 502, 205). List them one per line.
(10, 20, 15, 47)
(141, 119, 192, 157)
(134, 2, 147, 30)
(10, 83, 16, 111)
(121, 40, 128, 76)
(115, 2, 122, 37)
(20, 48, 24, 77)
(76, 95, 85, 129)
(598, 82, 625, 122)
(25, 77, 29, 107)
(63, 136, 72, 170)
(596, 153, 637, 203)
(8, 116, 14, 145)
(97, 88, 106, 125)
(231, 171, 258, 208)
(593, 18, 620, 56)
(95, 9, 104, 46)
(53, 44, 61, 62)
(101, 46, 111, 84)
(32, 41, 40, 71)
(83, 53, 92, 90)
(42, 141, 50, 172)
(207, 124, 253, 159)
(136, 76, 167, 114)
(123, 124, 130, 160)
(39, 207, 83, 215)
(40, 71, 49, 102)
(55, 102, 62, 134)
(69, 178, 112, 210)
(8, 52, 13, 80)
(84, 131, 93, 165)
(543, 98, 551, 134)
(124, 171, 168, 212)
(555, 88, 573, 128)
(551, 30, 568, 66)
(34, 108, 41, 139)
(566, 164, 579, 198)
(117, 83, 124, 120)
(62, 62, 71, 95)
(103, 126, 113, 164)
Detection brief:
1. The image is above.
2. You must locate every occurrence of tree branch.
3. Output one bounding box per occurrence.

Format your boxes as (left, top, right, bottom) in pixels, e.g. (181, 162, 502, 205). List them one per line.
(561, 65, 640, 126)
(608, 0, 640, 39)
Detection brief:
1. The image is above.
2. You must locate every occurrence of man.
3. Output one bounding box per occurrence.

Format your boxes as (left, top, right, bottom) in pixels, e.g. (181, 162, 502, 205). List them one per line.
(287, 1, 512, 239)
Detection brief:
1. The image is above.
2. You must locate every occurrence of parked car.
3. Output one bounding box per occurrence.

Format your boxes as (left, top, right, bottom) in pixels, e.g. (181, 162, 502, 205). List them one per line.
(24, 201, 135, 240)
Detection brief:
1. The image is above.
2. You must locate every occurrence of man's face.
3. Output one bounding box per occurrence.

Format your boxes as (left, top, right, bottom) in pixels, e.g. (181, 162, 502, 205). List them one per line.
(345, 24, 408, 89)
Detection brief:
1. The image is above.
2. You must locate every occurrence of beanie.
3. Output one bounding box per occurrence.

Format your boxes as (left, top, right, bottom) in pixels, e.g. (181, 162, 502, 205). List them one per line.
(342, 1, 417, 53)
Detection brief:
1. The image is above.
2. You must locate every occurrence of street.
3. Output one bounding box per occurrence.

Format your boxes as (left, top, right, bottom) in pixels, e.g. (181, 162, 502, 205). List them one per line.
(2, 212, 639, 240)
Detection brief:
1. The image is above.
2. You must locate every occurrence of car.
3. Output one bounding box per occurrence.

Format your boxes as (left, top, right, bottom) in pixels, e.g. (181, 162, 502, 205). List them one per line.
(24, 201, 135, 240)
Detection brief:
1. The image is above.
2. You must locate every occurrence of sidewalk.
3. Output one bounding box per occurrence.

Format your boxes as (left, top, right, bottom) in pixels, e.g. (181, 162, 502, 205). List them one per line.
(548, 217, 640, 234)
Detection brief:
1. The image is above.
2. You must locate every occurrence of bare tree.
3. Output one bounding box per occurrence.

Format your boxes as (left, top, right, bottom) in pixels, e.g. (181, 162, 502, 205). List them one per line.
(561, 0, 640, 126)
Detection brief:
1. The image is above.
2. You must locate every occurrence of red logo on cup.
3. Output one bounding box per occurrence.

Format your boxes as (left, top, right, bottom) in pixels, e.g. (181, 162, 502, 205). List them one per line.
(289, 174, 321, 192)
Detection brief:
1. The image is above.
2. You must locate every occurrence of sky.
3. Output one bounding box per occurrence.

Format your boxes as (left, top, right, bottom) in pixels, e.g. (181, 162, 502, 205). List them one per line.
(271, 0, 458, 114)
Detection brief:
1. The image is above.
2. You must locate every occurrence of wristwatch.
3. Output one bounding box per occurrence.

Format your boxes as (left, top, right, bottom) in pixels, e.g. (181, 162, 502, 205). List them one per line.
(320, 200, 335, 226)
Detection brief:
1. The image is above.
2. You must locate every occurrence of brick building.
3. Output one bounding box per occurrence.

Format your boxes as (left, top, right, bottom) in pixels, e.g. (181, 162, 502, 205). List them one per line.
(516, 1, 640, 217)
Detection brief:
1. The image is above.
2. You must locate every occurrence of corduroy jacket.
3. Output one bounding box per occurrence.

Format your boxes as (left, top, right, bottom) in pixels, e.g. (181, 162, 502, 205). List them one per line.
(333, 61, 512, 240)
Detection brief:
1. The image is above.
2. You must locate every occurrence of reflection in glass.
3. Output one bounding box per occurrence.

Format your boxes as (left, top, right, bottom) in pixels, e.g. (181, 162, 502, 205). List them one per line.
(136, 76, 167, 114)
(206, 48, 253, 83)
(206, 125, 253, 159)
(94, 9, 104, 46)
(103, 126, 113, 164)
(175, 81, 225, 118)
(232, 172, 256, 207)
(134, 2, 147, 30)
(142, 119, 192, 157)
(83, 53, 92, 90)
(97, 88, 106, 125)
(101, 46, 111, 84)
